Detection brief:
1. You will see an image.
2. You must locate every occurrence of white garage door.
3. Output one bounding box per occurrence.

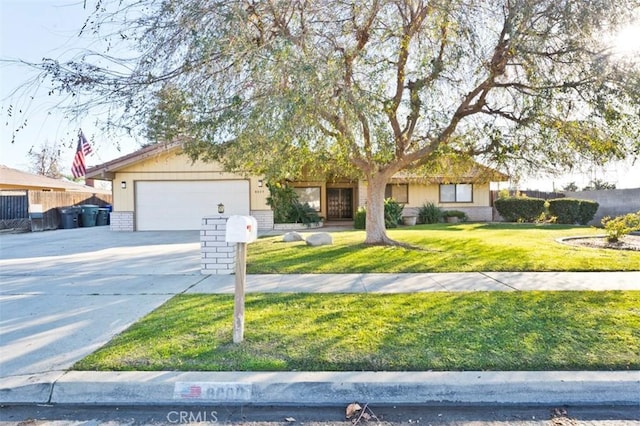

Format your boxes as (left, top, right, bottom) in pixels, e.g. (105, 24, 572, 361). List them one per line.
(136, 180, 250, 230)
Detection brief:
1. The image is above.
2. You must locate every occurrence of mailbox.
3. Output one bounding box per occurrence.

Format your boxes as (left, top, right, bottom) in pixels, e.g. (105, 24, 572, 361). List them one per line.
(225, 215, 258, 243)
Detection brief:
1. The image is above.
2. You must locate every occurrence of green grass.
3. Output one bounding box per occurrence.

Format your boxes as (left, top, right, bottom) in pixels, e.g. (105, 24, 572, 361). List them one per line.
(247, 223, 640, 273)
(74, 291, 640, 372)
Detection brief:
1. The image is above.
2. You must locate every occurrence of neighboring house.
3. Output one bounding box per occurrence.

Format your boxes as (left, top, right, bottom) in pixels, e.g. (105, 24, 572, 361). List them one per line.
(0, 165, 112, 231)
(86, 142, 508, 232)
(0, 164, 110, 193)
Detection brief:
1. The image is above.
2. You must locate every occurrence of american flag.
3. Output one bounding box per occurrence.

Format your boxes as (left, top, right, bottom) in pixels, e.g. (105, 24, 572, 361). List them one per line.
(180, 385, 202, 398)
(71, 130, 93, 178)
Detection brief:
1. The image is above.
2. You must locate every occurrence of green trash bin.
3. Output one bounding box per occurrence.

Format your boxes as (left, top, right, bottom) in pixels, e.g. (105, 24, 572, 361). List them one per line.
(79, 204, 99, 227)
(96, 208, 109, 226)
(58, 207, 79, 229)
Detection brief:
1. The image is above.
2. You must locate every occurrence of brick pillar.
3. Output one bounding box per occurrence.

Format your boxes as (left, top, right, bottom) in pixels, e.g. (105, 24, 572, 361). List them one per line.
(201, 215, 236, 275)
(109, 211, 134, 231)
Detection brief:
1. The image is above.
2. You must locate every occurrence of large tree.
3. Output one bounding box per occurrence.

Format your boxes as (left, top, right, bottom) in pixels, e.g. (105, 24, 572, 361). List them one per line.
(28, 141, 63, 179)
(16, 0, 640, 244)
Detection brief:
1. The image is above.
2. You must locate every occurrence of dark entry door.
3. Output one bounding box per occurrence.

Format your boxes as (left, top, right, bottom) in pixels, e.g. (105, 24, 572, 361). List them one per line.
(327, 188, 353, 220)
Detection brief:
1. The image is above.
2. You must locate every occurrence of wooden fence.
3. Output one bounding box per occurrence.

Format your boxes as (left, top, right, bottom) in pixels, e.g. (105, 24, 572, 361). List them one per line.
(0, 190, 113, 231)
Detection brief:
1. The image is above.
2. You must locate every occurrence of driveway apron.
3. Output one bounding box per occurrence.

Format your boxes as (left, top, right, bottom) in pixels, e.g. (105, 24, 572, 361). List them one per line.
(0, 227, 206, 378)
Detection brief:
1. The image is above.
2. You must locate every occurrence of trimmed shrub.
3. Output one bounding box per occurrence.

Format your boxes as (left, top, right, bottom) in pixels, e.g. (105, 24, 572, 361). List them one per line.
(494, 197, 545, 222)
(577, 200, 599, 225)
(418, 202, 443, 224)
(353, 199, 405, 229)
(354, 207, 366, 229)
(548, 198, 598, 225)
(602, 211, 640, 242)
(547, 198, 580, 224)
(443, 210, 468, 221)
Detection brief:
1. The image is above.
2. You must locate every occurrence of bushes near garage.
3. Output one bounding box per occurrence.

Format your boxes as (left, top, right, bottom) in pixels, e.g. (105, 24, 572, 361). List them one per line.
(548, 198, 599, 225)
(266, 183, 322, 225)
(494, 197, 546, 222)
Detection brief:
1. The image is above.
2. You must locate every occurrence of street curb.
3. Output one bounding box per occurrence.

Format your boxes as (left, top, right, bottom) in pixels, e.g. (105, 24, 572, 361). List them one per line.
(2, 371, 639, 406)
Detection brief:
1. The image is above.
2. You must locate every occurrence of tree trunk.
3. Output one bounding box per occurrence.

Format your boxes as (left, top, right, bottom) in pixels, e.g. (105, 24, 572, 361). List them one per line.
(364, 172, 396, 245)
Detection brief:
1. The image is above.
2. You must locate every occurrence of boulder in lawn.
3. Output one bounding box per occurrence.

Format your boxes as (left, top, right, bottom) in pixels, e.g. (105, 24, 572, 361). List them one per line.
(282, 231, 304, 242)
(305, 232, 333, 246)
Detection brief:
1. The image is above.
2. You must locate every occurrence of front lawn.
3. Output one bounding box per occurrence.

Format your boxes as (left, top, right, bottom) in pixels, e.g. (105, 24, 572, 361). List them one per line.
(74, 291, 640, 372)
(248, 223, 640, 273)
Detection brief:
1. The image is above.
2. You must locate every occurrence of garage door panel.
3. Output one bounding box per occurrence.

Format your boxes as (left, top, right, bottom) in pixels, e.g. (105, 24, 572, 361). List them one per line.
(136, 180, 249, 230)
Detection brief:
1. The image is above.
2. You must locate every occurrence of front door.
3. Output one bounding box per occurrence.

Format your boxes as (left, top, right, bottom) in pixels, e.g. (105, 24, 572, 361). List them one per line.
(327, 188, 353, 220)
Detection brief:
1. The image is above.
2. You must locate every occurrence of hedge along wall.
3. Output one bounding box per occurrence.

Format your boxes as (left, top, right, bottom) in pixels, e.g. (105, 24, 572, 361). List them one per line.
(494, 197, 546, 222)
(547, 198, 599, 225)
(564, 188, 640, 226)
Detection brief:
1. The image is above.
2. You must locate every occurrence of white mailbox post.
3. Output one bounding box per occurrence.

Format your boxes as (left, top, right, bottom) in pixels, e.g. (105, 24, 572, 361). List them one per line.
(225, 215, 258, 343)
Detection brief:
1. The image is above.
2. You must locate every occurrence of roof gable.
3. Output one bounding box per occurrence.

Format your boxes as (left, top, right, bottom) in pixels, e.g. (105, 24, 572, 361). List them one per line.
(86, 142, 183, 179)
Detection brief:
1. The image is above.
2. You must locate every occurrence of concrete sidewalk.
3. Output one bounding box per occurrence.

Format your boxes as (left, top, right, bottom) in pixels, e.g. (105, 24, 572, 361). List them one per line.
(189, 271, 640, 293)
(1, 227, 639, 407)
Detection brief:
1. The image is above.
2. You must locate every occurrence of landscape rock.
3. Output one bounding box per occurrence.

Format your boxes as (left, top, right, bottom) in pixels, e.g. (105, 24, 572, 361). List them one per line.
(282, 231, 304, 242)
(305, 232, 333, 246)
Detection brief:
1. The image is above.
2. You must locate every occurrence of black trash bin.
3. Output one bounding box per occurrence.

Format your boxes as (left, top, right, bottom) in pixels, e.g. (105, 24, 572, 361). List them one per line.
(59, 207, 79, 229)
(79, 204, 99, 227)
(105, 204, 112, 225)
(96, 208, 109, 226)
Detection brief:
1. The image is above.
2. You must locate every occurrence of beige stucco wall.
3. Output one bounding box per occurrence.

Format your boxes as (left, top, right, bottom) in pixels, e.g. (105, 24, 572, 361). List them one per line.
(403, 182, 493, 221)
(357, 182, 491, 208)
(407, 182, 490, 208)
(111, 150, 269, 212)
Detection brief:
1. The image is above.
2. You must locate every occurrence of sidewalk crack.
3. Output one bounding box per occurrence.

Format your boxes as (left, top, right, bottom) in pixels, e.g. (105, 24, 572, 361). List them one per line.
(179, 275, 211, 294)
(480, 272, 519, 291)
(47, 370, 70, 404)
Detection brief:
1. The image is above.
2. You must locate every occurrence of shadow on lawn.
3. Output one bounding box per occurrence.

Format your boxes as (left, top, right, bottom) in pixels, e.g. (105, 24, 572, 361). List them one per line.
(393, 223, 587, 232)
(73, 292, 640, 372)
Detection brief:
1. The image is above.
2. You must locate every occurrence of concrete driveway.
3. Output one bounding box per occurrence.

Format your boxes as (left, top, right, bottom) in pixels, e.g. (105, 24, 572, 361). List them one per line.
(0, 227, 207, 379)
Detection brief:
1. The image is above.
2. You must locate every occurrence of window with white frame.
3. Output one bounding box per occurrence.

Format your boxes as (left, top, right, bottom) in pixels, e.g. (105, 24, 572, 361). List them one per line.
(293, 186, 321, 211)
(439, 183, 473, 203)
(385, 184, 408, 203)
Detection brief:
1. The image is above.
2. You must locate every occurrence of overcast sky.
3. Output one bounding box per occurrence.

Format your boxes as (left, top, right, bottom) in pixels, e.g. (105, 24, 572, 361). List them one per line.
(1, 0, 639, 190)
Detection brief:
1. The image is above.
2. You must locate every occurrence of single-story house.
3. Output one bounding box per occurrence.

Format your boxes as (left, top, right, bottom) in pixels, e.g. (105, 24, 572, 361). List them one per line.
(86, 142, 508, 231)
(0, 165, 112, 231)
(0, 164, 110, 193)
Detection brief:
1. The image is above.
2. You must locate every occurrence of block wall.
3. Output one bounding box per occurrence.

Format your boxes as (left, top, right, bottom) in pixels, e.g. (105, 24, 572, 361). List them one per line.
(251, 210, 274, 230)
(201, 215, 236, 275)
(110, 211, 134, 231)
(565, 188, 640, 226)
